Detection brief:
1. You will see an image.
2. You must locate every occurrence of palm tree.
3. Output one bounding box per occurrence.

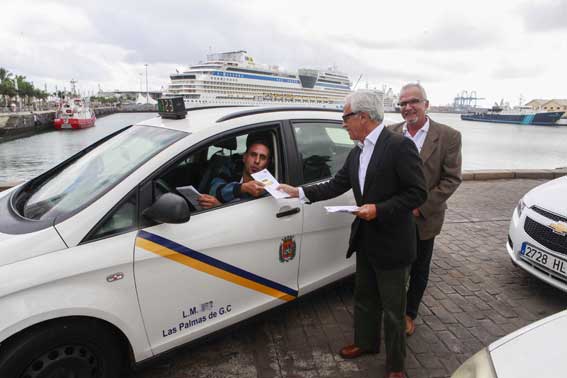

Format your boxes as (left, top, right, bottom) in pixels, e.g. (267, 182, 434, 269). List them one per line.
(15, 75, 33, 106)
(0, 68, 16, 108)
(0, 68, 50, 110)
(0, 67, 12, 82)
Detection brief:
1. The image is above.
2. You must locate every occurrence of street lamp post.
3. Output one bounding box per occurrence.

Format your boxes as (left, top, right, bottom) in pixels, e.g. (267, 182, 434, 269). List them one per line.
(144, 64, 149, 104)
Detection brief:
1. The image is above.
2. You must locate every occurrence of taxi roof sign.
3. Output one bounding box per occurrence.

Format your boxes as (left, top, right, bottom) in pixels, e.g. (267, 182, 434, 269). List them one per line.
(158, 97, 187, 119)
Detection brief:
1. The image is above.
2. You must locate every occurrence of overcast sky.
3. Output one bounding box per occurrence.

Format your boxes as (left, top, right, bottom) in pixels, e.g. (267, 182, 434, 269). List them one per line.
(1, 0, 565, 107)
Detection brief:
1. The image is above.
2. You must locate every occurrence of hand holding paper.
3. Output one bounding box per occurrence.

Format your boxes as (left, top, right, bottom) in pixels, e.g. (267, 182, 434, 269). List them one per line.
(176, 185, 204, 210)
(324, 206, 360, 214)
(240, 180, 266, 197)
(250, 169, 290, 199)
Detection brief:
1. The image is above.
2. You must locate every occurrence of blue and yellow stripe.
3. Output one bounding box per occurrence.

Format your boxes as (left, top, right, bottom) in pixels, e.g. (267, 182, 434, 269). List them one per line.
(136, 230, 297, 302)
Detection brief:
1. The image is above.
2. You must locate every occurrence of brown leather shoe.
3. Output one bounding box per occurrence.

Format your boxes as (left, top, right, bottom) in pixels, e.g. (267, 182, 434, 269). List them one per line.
(405, 315, 415, 336)
(385, 372, 406, 378)
(339, 344, 377, 359)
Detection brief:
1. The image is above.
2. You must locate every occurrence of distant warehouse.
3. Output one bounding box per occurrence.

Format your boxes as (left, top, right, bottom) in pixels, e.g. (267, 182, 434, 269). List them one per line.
(525, 99, 567, 116)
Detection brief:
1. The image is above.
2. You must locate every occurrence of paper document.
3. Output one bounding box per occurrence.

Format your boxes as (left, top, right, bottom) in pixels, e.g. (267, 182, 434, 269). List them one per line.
(324, 206, 360, 214)
(176, 185, 203, 211)
(251, 169, 290, 199)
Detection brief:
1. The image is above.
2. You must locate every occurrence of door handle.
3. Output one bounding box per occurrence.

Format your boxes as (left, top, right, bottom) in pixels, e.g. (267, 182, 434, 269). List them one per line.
(276, 207, 300, 218)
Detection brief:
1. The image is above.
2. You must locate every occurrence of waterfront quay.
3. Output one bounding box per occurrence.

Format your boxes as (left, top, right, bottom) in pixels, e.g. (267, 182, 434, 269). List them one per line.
(0, 107, 114, 142)
(0, 104, 157, 142)
(121, 177, 565, 378)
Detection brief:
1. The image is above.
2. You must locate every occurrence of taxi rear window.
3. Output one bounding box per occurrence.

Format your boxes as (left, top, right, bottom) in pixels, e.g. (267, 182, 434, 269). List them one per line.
(17, 125, 185, 221)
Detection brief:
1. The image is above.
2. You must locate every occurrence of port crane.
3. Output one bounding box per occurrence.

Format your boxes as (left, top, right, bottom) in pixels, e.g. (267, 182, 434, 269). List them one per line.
(453, 90, 484, 109)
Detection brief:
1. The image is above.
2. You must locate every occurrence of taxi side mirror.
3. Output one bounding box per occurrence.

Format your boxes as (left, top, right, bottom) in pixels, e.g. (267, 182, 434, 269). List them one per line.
(143, 193, 191, 224)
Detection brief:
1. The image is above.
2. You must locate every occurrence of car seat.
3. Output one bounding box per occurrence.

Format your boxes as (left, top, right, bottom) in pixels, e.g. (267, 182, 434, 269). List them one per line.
(297, 133, 333, 183)
(197, 138, 238, 194)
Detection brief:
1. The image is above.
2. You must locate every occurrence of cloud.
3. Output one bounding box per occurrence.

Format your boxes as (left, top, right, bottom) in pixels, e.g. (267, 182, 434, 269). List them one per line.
(0, 0, 562, 105)
(77, 0, 432, 85)
(78, 0, 245, 65)
(332, 35, 397, 50)
(333, 21, 497, 53)
(519, 0, 567, 31)
(418, 23, 497, 50)
(491, 60, 543, 79)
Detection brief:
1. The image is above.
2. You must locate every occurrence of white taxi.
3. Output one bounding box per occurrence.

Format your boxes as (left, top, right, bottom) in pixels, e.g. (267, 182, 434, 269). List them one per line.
(507, 176, 567, 291)
(0, 101, 357, 377)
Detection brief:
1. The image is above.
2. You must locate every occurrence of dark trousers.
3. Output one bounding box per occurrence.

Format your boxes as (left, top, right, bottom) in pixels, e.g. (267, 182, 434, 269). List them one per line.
(406, 232, 435, 320)
(354, 250, 409, 372)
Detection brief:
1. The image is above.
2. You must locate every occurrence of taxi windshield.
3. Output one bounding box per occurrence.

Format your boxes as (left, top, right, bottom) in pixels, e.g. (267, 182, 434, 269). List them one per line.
(20, 125, 185, 221)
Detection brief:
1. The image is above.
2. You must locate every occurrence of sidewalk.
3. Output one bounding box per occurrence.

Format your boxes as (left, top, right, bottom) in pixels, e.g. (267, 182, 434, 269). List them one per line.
(136, 179, 567, 378)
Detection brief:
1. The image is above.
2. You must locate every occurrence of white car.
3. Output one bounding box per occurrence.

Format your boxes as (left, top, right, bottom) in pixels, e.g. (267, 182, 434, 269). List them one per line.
(0, 102, 358, 377)
(451, 309, 567, 378)
(507, 176, 567, 291)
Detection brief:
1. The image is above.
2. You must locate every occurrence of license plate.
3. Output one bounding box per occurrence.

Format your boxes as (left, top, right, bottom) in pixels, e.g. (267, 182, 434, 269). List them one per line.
(61, 124, 72, 129)
(521, 242, 567, 278)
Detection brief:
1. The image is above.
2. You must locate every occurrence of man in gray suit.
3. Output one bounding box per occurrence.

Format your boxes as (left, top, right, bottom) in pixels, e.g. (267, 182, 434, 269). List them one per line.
(389, 83, 462, 336)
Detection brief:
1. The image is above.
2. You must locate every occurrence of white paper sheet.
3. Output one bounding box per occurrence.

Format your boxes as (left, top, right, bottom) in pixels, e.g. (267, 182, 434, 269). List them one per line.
(176, 185, 203, 210)
(250, 169, 290, 199)
(324, 206, 360, 213)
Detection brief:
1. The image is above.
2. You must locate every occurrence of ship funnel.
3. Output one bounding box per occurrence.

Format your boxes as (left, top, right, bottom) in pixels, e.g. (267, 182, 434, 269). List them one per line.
(298, 69, 318, 89)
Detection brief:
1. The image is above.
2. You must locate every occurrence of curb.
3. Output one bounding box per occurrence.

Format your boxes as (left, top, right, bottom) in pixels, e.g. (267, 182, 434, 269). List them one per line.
(462, 169, 567, 181)
(1, 169, 566, 192)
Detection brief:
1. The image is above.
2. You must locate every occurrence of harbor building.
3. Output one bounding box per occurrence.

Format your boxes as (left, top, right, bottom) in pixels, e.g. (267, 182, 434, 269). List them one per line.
(525, 99, 567, 115)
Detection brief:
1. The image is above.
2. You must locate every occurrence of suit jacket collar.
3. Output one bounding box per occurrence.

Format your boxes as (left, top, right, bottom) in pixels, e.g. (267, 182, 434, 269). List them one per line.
(419, 119, 440, 163)
(402, 117, 430, 135)
(390, 118, 439, 163)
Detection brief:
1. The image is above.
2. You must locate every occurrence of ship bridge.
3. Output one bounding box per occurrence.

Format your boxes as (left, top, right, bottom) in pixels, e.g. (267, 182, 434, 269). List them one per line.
(298, 69, 319, 89)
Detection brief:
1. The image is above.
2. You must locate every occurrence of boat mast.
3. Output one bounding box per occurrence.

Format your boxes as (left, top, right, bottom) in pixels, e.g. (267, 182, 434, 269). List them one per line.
(70, 79, 78, 97)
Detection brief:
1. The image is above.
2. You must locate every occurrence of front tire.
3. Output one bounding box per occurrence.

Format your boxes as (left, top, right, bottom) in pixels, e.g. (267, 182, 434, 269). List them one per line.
(0, 319, 126, 378)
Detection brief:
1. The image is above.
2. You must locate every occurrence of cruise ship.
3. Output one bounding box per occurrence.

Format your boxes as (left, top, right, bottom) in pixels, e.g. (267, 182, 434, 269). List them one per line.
(163, 50, 351, 108)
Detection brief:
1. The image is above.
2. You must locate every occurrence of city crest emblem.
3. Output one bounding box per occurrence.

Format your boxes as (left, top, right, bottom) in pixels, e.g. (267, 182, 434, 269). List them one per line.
(279, 236, 296, 263)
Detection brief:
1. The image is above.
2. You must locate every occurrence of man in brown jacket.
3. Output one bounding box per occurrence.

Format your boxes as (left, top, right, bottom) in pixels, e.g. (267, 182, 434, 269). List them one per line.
(389, 83, 462, 336)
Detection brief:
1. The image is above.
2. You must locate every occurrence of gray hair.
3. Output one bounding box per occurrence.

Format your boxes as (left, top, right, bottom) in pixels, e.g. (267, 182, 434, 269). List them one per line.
(345, 90, 384, 122)
(400, 83, 428, 100)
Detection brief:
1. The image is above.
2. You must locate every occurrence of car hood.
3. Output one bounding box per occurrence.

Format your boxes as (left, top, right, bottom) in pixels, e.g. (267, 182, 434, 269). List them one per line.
(0, 227, 68, 267)
(524, 176, 567, 216)
(489, 310, 567, 378)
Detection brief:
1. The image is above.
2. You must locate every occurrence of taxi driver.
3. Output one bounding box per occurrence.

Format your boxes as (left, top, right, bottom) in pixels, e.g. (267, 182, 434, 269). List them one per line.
(198, 139, 271, 209)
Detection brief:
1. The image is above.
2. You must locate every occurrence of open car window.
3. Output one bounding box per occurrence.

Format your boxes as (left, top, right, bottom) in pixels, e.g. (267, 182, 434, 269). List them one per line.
(153, 128, 280, 212)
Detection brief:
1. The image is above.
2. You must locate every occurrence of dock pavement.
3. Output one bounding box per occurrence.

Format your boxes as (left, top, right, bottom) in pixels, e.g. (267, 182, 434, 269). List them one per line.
(133, 178, 567, 378)
(0, 175, 565, 377)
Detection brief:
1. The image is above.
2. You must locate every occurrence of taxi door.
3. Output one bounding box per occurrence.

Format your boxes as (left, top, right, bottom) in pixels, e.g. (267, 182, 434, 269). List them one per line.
(134, 133, 302, 355)
(290, 120, 357, 294)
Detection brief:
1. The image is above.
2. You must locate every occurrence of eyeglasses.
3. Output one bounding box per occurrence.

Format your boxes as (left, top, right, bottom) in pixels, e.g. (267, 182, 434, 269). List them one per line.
(397, 98, 426, 108)
(342, 111, 360, 122)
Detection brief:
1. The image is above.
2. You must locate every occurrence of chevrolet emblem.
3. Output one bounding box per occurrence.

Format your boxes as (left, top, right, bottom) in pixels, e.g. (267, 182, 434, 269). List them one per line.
(548, 222, 567, 236)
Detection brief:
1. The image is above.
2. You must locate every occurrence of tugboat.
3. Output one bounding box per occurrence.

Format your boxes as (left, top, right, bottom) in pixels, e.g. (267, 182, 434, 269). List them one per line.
(54, 98, 96, 129)
(461, 105, 564, 126)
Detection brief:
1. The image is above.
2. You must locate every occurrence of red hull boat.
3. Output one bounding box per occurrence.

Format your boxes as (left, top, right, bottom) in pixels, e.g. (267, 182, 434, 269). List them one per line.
(54, 99, 96, 129)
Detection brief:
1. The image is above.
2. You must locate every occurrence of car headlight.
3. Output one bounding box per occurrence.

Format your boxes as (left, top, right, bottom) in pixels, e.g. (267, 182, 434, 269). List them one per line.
(451, 348, 497, 378)
(515, 198, 526, 218)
